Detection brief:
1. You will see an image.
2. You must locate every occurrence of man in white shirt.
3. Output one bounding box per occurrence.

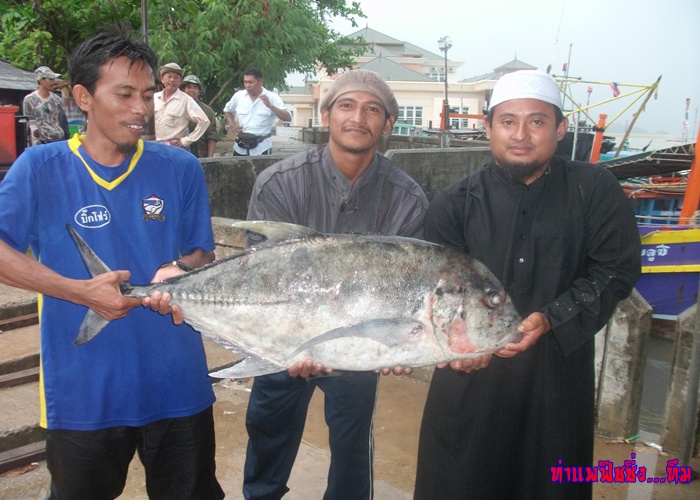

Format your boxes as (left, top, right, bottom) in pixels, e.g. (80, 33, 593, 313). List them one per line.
(223, 67, 291, 156)
(154, 62, 209, 149)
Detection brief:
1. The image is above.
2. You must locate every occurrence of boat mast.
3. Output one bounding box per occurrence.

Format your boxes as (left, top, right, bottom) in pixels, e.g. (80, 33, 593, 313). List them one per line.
(682, 98, 691, 143)
(561, 44, 579, 161)
(613, 75, 662, 158)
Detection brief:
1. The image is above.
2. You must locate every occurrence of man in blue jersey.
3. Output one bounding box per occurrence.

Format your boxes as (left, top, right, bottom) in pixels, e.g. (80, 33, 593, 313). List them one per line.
(0, 33, 223, 499)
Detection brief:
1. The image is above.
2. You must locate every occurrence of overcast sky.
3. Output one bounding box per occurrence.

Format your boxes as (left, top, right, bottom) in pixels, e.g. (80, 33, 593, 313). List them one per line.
(318, 0, 699, 138)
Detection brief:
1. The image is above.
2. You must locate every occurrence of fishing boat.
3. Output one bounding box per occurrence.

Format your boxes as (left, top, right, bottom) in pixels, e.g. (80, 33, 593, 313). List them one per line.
(636, 225, 700, 319)
(553, 72, 700, 320)
(602, 142, 698, 320)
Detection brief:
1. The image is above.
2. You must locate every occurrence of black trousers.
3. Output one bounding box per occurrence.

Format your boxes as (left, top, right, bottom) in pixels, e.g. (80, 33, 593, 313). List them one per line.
(46, 406, 224, 500)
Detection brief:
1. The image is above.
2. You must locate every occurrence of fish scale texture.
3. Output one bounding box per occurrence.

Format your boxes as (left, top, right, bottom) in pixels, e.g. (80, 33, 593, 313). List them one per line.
(127, 232, 521, 376)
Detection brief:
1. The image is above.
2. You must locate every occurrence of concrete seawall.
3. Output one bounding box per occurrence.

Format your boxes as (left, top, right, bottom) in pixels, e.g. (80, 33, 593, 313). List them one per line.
(201, 146, 494, 219)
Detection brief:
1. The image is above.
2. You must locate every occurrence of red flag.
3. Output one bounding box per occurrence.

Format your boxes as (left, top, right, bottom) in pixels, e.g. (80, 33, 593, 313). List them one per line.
(610, 82, 620, 97)
(562, 62, 568, 72)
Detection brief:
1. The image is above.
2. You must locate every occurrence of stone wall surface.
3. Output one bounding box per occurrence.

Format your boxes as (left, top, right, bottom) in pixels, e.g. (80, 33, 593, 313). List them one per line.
(202, 146, 494, 219)
(201, 155, 282, 220)
(595, 289, 653, 438)
(384, 147, 492, 201)
(662, 305, 700, 454)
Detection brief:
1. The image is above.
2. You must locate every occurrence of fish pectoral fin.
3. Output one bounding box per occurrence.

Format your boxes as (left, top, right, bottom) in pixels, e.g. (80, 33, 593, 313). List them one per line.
(73, 309, 110, 345)
(232, 221, 319, 243)
(209, 356, 286, 379)
(287, 319, 425, 359)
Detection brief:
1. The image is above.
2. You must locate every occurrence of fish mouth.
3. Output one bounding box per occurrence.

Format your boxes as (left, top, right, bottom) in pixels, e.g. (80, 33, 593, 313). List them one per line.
(497, 328, 522, 348)
(443, 326, 523, 358)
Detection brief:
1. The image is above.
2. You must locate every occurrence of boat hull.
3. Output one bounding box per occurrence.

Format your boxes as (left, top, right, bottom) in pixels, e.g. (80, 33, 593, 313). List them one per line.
(638, 226, 700, 319)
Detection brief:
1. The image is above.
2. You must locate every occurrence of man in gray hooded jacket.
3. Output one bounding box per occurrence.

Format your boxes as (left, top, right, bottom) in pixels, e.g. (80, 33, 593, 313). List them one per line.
(242, 69, 428, 500)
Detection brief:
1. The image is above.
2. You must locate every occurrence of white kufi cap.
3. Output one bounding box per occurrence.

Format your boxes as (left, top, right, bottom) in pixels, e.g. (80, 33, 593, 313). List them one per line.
(490, 70, 562, 110)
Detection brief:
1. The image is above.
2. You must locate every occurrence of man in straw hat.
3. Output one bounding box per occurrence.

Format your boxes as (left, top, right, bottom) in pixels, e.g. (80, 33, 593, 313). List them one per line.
(154, 62, 209, 149)
(240, 69, 427, 499)
(413, 69, 641, 499)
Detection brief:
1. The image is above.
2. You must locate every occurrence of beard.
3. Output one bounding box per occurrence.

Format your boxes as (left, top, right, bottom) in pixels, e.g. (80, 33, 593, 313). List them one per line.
(496, 160, 547, 184)
(117, 143, 138, 156)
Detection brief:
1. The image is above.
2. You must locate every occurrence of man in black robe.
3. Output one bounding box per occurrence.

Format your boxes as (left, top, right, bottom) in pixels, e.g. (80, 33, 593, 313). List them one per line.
(413, 70, 641, 499)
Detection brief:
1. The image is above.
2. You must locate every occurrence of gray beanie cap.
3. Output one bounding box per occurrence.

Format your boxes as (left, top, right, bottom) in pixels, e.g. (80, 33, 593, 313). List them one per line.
(321, 69, 399, 119)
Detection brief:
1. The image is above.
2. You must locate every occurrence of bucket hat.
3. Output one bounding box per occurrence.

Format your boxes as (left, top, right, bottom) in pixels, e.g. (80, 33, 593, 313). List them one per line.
(158, 62, 184, 80)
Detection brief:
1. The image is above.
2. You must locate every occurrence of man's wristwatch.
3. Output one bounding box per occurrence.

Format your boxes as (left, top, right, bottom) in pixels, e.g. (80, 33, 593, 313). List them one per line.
(159, 260, 193, 272)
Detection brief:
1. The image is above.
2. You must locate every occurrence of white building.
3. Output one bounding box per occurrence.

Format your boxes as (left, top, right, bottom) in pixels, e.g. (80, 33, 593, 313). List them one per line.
(280, 27, 537, 134)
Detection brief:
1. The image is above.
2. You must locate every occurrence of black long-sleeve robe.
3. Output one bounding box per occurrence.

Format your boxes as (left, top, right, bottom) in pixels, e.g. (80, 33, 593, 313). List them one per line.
(414, 155, 641, 499)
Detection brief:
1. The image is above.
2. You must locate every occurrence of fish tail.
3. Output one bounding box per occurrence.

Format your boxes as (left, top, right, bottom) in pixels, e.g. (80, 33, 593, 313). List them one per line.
(66, 225, 122, 345)
(66, 225, 113, 278)
(73, 310, 111, 345)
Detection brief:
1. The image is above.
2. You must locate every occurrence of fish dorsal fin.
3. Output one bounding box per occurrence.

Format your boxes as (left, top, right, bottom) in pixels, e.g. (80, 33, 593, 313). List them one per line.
(232, 221, 319, 243)
(287, 319, 426, 360)
(209, 356, 286, 379)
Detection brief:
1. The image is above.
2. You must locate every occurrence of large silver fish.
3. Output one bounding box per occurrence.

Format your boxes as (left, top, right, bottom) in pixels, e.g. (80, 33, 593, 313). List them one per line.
(68, 221, 522, 378)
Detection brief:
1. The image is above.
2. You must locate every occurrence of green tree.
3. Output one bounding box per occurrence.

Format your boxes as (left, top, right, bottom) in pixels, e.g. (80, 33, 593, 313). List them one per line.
(0, 0, 365, 109)
(0, 1, 142, 74)
(149, 0, 365, 109)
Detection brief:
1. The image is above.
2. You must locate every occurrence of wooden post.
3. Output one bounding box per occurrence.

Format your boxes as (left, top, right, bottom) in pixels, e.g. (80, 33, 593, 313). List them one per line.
(440, 99, 449, 131)
(678, 126, 700, 224)
(589, 114, 608, 163)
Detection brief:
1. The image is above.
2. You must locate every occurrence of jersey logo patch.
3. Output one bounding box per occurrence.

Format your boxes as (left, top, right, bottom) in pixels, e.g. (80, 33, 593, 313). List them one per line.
(75, 205, 111, 228)
(143, 195, 165, 221)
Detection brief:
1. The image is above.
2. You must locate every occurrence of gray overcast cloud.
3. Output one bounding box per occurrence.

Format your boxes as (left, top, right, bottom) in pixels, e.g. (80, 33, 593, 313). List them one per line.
(324, 0, 700, 137)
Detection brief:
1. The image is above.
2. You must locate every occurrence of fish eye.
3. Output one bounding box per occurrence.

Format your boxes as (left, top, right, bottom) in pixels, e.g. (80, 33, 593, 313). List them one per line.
(482, 291, 504, 309)
(410, 323, 425, 336)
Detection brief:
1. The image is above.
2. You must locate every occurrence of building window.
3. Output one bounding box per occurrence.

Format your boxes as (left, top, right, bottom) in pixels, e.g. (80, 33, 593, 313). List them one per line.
(424, 72, 445, 82)
(398, 106, 423, 126)
(449, 105, 470, 129)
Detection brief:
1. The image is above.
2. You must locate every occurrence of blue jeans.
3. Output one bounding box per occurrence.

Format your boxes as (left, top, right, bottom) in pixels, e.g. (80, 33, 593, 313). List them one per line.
(243, 371, 379, 500)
